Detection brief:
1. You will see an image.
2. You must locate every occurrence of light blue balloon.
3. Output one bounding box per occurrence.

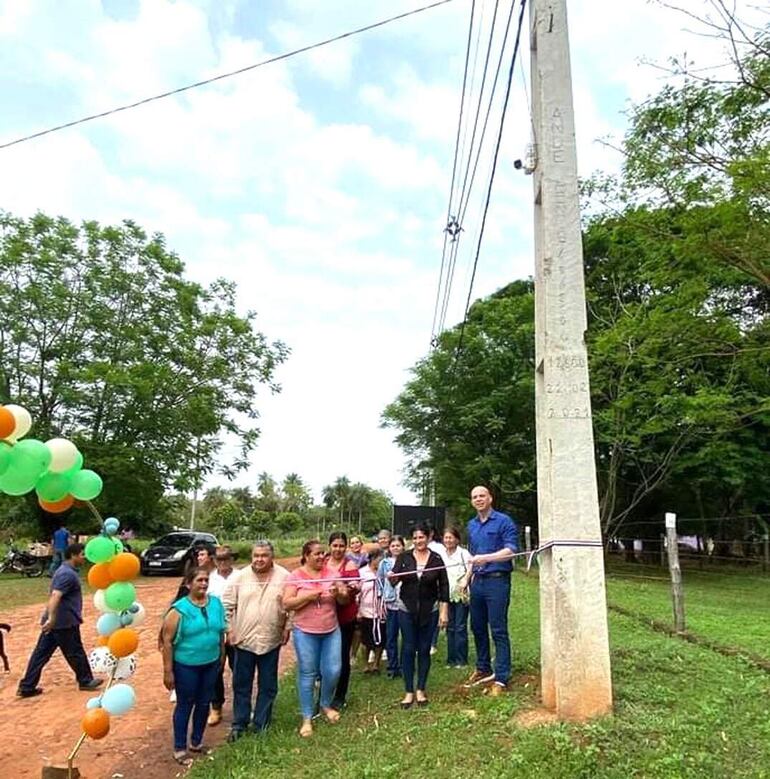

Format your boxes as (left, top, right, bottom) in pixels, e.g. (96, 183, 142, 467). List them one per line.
(120, 613, 134, 626)
(103, 517, 120, 536)
(96, 612, 122, 637)
(86, 696, 102, 710)
(101, 683, 136, 716)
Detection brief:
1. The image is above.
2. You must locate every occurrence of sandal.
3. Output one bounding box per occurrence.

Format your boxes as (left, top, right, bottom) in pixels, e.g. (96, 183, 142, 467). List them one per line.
(322, 707, 340, 724)
(173, 750, 192, 765)
(299, 720, 313, 738)
(189, 744, 211, 755)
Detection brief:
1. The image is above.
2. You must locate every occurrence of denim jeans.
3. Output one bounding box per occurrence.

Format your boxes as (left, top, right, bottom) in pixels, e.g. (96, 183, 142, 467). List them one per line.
(399, 610, 437, 693)
(48, 550, 64, 576)
(211, 644, 235, 709)
(18, 626, 93, 691)
(231, 645, 280, 733)
(385, 608, 401, 675)
(292, 627, 341, 719)
(469, 574, 511, 684)
(332, 620, 355, 709)
(172, 659, 220, 751)
(446, 601, 469, 665)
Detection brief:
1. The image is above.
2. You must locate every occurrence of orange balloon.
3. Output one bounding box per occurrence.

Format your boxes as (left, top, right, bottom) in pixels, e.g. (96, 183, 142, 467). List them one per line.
(109, 552, 140, 582)
(97, 635, 109, 647)
(87, 562, 114, 590)
(108, 627, 139, 658)
(82, 707, 110, 739)
(0, 407, 15, 439)
(39, 494, 75, 514)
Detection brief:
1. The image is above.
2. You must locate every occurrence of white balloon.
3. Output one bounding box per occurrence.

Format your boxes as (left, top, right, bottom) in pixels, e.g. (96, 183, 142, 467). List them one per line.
(113, 653, 137, 681)
(88, 646, 117, 675)
(130, 602, 146, 628)
(3, 405, 31, 441)
(94, 588, 118, 614)
(45, 438, 79, 473)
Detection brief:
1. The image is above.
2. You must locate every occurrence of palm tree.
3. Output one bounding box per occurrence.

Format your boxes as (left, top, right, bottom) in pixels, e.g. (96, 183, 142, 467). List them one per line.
(281, 473, 311, 514)
(333, 476, 352, 524)
(349, 483, 371, 533)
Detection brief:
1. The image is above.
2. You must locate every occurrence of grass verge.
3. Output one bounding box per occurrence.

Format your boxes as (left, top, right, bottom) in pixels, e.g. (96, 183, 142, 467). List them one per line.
(188, 571, 770, 779)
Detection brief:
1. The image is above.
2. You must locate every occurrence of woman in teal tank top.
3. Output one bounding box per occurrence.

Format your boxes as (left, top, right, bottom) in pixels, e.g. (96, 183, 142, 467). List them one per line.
(161, 567, 226, 764)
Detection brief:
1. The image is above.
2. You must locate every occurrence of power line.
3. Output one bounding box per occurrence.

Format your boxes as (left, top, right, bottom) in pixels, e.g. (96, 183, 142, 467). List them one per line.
(454, 0, 527, 359)
(436, 0, 516, 339)
(0, 0, 457, 152)
(430, 0, 477, 346)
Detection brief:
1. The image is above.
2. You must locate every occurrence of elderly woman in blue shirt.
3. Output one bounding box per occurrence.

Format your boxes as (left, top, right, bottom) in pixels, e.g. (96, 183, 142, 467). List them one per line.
(161, 566, 226, 764)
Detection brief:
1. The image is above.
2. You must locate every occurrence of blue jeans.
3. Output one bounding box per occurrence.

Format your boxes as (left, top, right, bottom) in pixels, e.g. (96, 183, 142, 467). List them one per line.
(399, 610, 437, 693)
(231, 645, 280, 733)
(48, 550, 64, 576)
(446, 602, 469, 665)
(470, 574, 511, 684)
(172, 660, 220, 751)
(292, 627, 341, 719)
(385, 608, 401, 675)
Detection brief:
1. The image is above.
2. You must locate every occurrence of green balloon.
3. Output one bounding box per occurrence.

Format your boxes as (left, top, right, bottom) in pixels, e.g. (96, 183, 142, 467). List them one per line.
(11, 439, 52, 480)
(36, 471, 73, 502)
(113, 539, 124, 555)
(85, 535, 115, 564)
(0, 442, 12, 476)
(70, 469, 103, 501)
(0, 465, 38, 495)
(62, 451, 84, 478)
(105, 581, 136, 611)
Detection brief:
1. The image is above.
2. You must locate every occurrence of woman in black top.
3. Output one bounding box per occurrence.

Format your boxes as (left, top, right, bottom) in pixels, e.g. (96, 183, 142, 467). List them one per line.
(390, 522, 449, 708)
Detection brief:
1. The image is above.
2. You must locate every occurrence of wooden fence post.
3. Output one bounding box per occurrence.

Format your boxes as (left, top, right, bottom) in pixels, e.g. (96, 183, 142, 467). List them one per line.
(665, 512, 686, 633)
(764, 534, 769, 574)
(660, 533, 666, 568)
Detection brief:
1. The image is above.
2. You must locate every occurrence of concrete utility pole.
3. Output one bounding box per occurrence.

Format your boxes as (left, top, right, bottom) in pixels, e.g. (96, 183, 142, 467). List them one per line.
(530, 0, 613, 720)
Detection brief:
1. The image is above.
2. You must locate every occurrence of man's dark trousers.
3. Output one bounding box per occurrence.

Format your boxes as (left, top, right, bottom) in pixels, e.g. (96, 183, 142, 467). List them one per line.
(18, 627, 93, 691)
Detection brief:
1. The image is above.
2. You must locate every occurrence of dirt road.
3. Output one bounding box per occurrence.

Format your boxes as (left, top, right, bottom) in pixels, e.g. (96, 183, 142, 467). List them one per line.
(0, 567, 297, 779)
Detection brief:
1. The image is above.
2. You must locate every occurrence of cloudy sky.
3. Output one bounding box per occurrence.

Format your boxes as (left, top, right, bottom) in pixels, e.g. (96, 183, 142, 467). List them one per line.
(0, 0, 756, 504)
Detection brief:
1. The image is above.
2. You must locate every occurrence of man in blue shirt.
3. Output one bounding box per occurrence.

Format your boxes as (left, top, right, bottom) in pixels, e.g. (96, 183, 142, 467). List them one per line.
(17, 543, 102, 698)
(463, 485, 518, 695)
(49, 523, 72, 575)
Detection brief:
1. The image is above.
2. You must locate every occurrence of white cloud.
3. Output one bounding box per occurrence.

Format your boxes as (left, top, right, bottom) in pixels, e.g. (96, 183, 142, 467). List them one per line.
(1, 0, 761, 506)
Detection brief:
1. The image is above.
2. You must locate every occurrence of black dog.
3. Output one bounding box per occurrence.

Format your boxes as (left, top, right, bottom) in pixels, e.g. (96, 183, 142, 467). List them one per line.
(0, 623, 10, 672)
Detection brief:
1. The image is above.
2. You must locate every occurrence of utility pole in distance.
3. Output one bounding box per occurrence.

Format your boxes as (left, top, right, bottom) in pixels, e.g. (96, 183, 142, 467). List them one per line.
(530, 0, 613, 720)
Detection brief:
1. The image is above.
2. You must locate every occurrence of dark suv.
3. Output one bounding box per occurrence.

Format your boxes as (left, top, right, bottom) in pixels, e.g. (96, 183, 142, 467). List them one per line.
(140, 531, 218, 576)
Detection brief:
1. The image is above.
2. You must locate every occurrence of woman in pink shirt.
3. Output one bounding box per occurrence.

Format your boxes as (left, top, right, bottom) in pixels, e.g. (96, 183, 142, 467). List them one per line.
(283, 540, 350, 737)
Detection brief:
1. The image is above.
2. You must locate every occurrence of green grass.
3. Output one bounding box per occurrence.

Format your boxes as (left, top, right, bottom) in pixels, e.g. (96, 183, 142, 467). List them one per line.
(606, 561, 770, 658)
(188, 570, 770, 779)
(0, 572, 53, 609)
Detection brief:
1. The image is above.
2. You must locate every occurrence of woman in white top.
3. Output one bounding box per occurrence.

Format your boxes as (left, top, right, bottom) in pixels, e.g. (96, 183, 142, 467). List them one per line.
(441, 527, 472, 667)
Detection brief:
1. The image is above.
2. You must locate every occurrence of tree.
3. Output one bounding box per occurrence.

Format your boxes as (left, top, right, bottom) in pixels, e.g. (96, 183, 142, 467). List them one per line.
(275, 511, 303, 535)
(281, 473, 312, 514)
(208, 500, 245, 537)
(255, 472, 280, 514)
(0, 213, 289, 501)
(382, 280, 537, 520)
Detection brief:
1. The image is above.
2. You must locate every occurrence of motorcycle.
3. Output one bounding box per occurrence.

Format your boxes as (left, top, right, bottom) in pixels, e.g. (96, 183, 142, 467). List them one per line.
(0, 541, 45, 577)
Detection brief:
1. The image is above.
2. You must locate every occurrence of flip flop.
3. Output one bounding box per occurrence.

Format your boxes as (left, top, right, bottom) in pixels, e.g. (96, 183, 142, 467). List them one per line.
(173, 751, 192, 765)
(189, 744, 211, 755)
(299, 722, 313, 738)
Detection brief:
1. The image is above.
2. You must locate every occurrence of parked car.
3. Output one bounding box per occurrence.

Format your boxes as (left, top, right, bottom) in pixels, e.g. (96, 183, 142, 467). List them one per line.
(140, 531, 218, 576)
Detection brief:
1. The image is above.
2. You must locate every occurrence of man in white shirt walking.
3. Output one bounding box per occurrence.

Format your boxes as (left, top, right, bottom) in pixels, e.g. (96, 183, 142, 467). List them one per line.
(207, 546, 237, 725)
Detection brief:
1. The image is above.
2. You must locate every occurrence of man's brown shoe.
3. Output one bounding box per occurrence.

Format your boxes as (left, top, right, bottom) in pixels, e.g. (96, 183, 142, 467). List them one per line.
(487, 681, 508, 697)
(463, 670, 495, 688)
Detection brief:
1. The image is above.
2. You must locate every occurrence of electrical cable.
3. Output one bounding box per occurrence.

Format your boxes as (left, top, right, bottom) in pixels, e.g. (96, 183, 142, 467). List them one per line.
(453, 0, 527, 361)
(436, 0, 504, 340)
(430, 0, 477, 346)
(1, 0, 457, 151)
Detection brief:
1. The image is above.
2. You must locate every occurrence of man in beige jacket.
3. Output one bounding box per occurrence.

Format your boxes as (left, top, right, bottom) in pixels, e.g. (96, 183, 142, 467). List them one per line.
(222, 540, 290, 740)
